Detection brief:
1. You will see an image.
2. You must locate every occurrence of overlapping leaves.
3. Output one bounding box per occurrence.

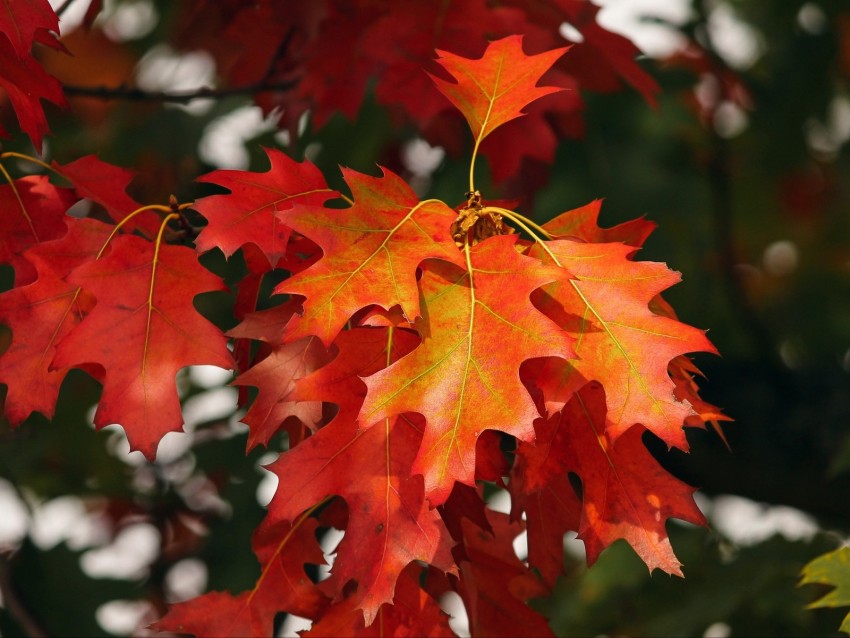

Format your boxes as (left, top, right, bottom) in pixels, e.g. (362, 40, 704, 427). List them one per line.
(0, 16, 722, 638)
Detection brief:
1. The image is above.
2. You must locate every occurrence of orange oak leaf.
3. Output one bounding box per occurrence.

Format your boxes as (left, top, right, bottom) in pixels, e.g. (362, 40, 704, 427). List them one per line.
(231, 335, 330, 451)
(52, 234, 234, 458)
(152, 515, 329, 638)
(277, 166, 462, 346)
(562, 382, 706, 574)
(0, 175, 76, 285)
(264, 413, 455, 625)
(543, 198, 656, 247)
(529, 239, 715, 449)
(361, 235, 574, 505)
(194, 148, 336, 267)
(0, 218, 110, 424)
(430, 34, 567, 148)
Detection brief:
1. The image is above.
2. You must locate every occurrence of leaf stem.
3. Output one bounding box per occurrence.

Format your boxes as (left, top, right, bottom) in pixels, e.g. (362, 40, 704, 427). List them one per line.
(96, 204, 183, 259)
(469, 137, 482, 194)
(483, 206, 554, 240)
(0, 160, 40, 243)
(482, 206, 562, 266)
(0, 152, 56, 176)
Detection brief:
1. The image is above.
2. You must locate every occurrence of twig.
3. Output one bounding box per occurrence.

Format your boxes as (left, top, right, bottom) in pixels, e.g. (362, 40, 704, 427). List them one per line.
(54, 0, 76, 18)
(61, 78, 299, 104)
(0, 554, 47, 638)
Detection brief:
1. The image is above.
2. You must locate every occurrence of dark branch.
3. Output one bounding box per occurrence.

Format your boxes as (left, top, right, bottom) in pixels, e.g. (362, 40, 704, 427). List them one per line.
(0, 554, 47, 638)
(61, 79, 299, 104)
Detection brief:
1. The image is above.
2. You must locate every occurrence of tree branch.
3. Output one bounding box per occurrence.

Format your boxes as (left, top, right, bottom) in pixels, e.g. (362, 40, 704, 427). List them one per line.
(61, 79, 299, 104)
(0, 553, 47, 638)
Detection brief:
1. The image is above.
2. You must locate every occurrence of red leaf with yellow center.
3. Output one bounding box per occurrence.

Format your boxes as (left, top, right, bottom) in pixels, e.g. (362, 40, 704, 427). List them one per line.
(361, 235, 574, 505)
(277, 166, 462, 346)
(529, 239, 715, 449)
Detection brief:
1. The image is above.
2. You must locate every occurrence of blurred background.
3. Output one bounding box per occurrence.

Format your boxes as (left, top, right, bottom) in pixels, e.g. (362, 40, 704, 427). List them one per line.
(2, 0, 850, 635)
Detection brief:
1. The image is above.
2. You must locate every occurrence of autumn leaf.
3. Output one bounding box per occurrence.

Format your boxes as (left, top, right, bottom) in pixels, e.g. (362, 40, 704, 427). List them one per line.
(290, 326, 420, 429)
(0, 175, 76, 285)
(303, 564, 453, 637)
(0, 218, 110, 424)
(455, 511, 553, 638)
(52, 234, 234, 458)
(560, 383, 706, 574)
(361, 235, 574, 505)
(543, 198, 656, 247)
(430, 34, 567, 148)
(152, 515, 329, 638)
(231, 335, 330, 451)
(278, 166, 462, 346)
(0, 0, 57, 59)
(264, 413, 455, 624)
(194, 148, 337, 267)
(529, 239, 715, 449)
(801, 547, 850, 635)
(0, 33, 66, 151)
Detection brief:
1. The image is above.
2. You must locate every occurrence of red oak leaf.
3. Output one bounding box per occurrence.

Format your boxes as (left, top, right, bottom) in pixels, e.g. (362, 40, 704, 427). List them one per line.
(231, 335, 330, 451)
(430, 34, 567, 148)
(0, 218, 110, 424)
(529, 239, 715, 449)
(361, 235, 574, 505)
(515, 473, 581, 588)
(0, 34, 66, 151)
(51, 155, 160, 237)
(152, 515, 328, 637)
(52, 234, 234, 458)
(0, 175, 76, 285)
(0, 0, 57, 58)
(561, 383, 706, 574)
(277, 166, 462, 346)
(291, 326, 420, 429)
(303, 564, 453, 637)
(456, 512, 553, 638)
(265, 413, 455, 624)
(194, 148, 336, 267)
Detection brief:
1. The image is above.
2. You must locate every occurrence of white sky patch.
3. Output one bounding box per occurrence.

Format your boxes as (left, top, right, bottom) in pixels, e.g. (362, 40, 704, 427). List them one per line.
(0, 479, 29, 546)
(101, 0, 159, 42)
(706, 494, 819, 546)
(165, 558, 208, 603)
(81, 523, 161, 579)
(30, 496, 109, 550)
(596, 0, 691, 58)
(402, 138, 445, 177)
(135, 44, 217, 114)
(707, 2, 763, 69)
(189, 365, 234, 390)
(441, 591, 470, 638)
(199, 106, 281, 169)
(256, 452, 279, 507)
(317, 527, 344, 582)
(96, 599, 153, 635)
